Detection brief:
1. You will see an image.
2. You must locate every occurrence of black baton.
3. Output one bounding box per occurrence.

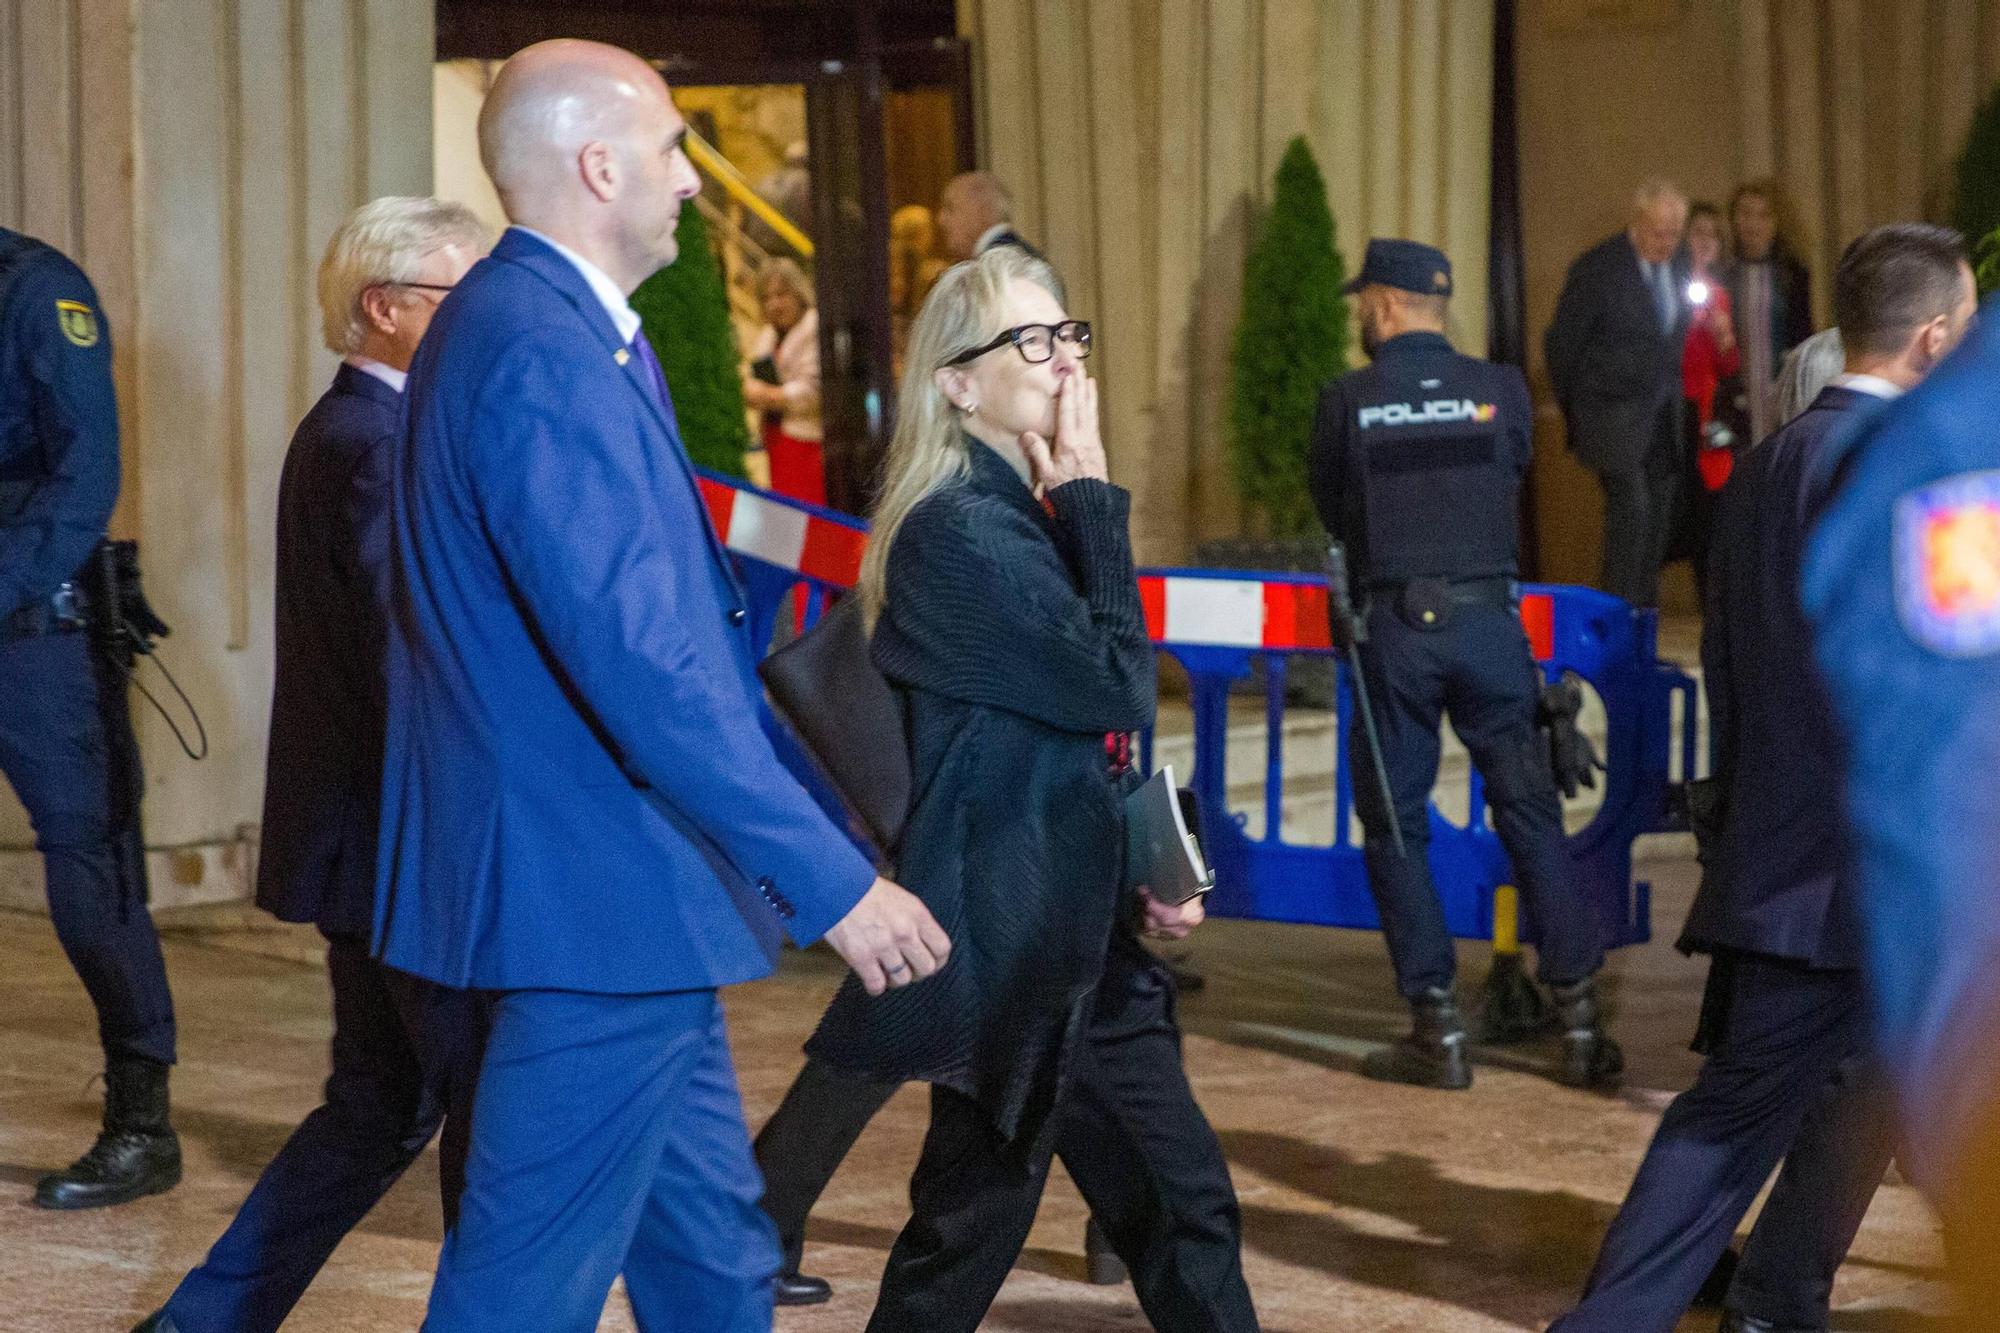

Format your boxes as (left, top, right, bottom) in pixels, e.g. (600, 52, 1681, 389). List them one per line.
(1327, 542, 1405, 858)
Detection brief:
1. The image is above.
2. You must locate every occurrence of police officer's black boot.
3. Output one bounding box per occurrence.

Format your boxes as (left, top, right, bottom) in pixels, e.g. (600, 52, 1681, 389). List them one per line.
(1552, 977, 1624, 1089)
(1362, 986, 1472, 1089)
(35, 1055, 182, 1209)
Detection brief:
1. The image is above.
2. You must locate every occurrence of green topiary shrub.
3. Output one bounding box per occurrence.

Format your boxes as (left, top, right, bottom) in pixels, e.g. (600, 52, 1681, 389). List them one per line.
(1228, 137, 1349, 539)
(1952, 82, 2000, 265)
(630, 206, 751, 477)
(1976, 226, 2000, 299)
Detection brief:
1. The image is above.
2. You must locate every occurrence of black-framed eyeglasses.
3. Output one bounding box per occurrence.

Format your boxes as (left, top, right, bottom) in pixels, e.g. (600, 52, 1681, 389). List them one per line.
(941, 320, 1091, 368)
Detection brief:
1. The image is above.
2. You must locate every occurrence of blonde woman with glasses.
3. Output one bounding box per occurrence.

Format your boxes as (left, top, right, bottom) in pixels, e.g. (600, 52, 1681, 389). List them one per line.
(798, 245, 1260, 1333)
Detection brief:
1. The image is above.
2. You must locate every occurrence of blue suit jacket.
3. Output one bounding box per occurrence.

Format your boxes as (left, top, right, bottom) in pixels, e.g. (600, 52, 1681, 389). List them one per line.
(374, 228, 874, 992)
(258, 364, 400, 934)
(1686, 385, 1879, 968)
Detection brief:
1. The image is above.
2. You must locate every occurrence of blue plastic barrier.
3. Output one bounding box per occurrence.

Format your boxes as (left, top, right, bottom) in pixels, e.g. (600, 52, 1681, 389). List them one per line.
(700, 472, 1696, 951)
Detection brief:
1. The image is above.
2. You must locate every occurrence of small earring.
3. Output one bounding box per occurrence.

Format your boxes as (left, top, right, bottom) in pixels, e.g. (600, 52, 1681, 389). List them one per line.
(960, 400, 978, 414)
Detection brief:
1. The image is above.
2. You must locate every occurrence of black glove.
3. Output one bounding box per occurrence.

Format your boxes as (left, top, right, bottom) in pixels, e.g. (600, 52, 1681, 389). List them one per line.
(1537, 669, 1603, 799)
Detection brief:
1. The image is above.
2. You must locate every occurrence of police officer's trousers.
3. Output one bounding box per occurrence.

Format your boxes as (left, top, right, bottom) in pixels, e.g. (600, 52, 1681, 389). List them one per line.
(0, 627, 174, 1064)
(1352, 599, 1604, 998)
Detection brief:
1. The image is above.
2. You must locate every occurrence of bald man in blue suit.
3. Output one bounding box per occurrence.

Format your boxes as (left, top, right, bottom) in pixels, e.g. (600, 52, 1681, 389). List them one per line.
(372, 40, 947, 1333)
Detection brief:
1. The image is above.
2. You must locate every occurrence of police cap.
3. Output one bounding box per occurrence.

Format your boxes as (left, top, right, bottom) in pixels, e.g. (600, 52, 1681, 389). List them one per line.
(1343, 238, 1452, 299)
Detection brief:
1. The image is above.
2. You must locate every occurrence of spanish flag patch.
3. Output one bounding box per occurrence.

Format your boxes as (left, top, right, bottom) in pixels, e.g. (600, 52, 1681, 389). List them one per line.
(1894, 470, 2000, 657)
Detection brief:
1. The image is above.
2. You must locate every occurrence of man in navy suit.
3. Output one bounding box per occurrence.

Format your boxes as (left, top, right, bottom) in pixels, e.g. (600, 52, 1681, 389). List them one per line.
(1546, 179, 1692, 608)
(139, 197, 490, 1333)
(376, 41, 947, 1331)
(1551, 224, 1978, 1333)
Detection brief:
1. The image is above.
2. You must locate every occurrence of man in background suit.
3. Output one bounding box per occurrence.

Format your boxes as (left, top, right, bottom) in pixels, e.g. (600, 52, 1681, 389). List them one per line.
(1546, 179, 1691, 608)
(938, 171, 1041, 262)
(378, 41, 947, 1331)
(1550, 223, 1978, 1333)
(1726, 179, 1815, 446)
(138, 196, 490, 1333)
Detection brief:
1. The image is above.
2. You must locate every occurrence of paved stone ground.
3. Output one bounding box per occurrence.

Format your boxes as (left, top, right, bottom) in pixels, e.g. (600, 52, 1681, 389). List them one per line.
(0, 845, 1951, 1331)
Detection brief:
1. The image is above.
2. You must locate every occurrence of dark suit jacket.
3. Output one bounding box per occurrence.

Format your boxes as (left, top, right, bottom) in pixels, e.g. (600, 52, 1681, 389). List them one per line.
(256, 363, 399, 934)
(808, 441, 1155, 1145)
(1544, 232, 1689, 473)
(1684, 384, 1884, 968)
(1725, 246, 1813, 364)
(376, 227, 874, 992)
(975, 227, 1042, 261)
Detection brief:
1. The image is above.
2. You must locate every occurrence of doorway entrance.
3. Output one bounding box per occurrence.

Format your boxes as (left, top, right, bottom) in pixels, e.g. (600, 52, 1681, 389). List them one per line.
(436, 1, 974, 515)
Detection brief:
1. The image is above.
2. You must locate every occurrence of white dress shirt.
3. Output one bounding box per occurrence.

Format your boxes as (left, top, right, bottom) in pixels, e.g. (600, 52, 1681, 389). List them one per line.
(344, 356, 407, 394)
(1828, 372, 1903, 401)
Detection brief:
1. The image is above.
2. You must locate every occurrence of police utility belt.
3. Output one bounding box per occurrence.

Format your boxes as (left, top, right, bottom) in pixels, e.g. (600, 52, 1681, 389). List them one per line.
(1368, 574, 1515, 631)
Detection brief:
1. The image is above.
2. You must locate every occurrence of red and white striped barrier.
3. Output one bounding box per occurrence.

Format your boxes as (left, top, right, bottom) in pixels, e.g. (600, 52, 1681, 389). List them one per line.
(696, 472, 1557, 659)
(697, 476, 867, 590)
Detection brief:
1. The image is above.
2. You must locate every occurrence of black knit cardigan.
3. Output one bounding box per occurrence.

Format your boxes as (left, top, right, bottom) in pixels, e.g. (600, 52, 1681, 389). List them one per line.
(805, 437, 1155, 1145)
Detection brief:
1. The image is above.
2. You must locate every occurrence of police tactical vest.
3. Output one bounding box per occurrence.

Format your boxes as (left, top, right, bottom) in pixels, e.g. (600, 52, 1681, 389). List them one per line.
(1351, 360, 1519, 583)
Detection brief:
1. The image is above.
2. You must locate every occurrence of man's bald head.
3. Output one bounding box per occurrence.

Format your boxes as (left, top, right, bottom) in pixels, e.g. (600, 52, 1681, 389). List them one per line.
(476, 39, 701, 292)
(479, 40, 664, 208)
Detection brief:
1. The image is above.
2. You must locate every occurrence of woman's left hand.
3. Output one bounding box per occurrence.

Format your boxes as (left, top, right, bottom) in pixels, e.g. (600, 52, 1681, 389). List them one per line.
(1136, 886, 1205, 940)
(1021, 374, 1106, 490)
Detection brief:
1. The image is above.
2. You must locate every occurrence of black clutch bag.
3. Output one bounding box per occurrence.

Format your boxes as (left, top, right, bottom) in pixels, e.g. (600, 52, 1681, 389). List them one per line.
(756, 595, 913, 855)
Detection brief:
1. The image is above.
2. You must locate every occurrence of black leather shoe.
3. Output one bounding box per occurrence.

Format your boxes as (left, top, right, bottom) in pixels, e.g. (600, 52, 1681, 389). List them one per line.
(1084, 1216, 1127, 1285)
(1362, 987, 1473, 1089)
(131, 1311, 179, 1332)
(35, 1057, 182, 1210)
(1552, 977, 1624, 1089)
(1716, 1310, 1814, 1332)
(773, 1270, 832, 1306)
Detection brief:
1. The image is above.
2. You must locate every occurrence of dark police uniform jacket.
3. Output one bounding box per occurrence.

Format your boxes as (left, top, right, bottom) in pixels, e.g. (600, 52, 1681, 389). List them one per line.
(255, 363, 402, 936)
(1307, 329, 1533, 585)
(0, 229, 119, 618)
(1684, 385, 1878, 970)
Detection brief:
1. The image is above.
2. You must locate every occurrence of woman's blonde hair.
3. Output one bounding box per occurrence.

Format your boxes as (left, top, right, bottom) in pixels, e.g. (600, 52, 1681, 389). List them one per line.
(757, 256, 814, 310)
(858, 245, 1065, 627)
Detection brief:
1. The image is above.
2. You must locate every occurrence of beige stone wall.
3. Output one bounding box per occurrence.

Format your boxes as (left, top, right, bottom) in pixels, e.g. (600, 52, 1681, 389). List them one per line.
(1518, 0, 2000, 595)
(958, 0, 1497, 563)
(0, 0, 434, 910)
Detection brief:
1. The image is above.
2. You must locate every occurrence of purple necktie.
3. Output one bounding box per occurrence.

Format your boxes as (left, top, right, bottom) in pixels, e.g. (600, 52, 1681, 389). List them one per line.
(627, 330, 681, 436)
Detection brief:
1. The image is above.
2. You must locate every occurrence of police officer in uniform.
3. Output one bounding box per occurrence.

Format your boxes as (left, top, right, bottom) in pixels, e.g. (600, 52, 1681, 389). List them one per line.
(1308, 239, 1618, 1091)
(0, 227, 179, 1206)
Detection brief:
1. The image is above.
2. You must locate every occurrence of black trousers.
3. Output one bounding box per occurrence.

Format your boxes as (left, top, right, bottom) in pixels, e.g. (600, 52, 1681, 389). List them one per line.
(161, 932, 489, 1333)
(1352, 601, 1604, 998)
(754, 1052, 899, 1272)
(867, 939, 1257, 1333)
(0, 627, 174, 1064)
(1549, 952, 1895, 1332)
(1595, 407, 1681, 609)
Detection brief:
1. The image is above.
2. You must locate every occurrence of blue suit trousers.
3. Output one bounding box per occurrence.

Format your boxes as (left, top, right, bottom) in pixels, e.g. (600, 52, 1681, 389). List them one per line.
(423, 987, 777, 1332)
(165, 933, 486, 1331)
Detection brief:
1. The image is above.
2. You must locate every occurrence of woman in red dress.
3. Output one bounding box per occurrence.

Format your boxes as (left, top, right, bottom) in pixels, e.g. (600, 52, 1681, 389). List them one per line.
(1673, 202, 1741, 596)
(742, 257, 825, 506)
